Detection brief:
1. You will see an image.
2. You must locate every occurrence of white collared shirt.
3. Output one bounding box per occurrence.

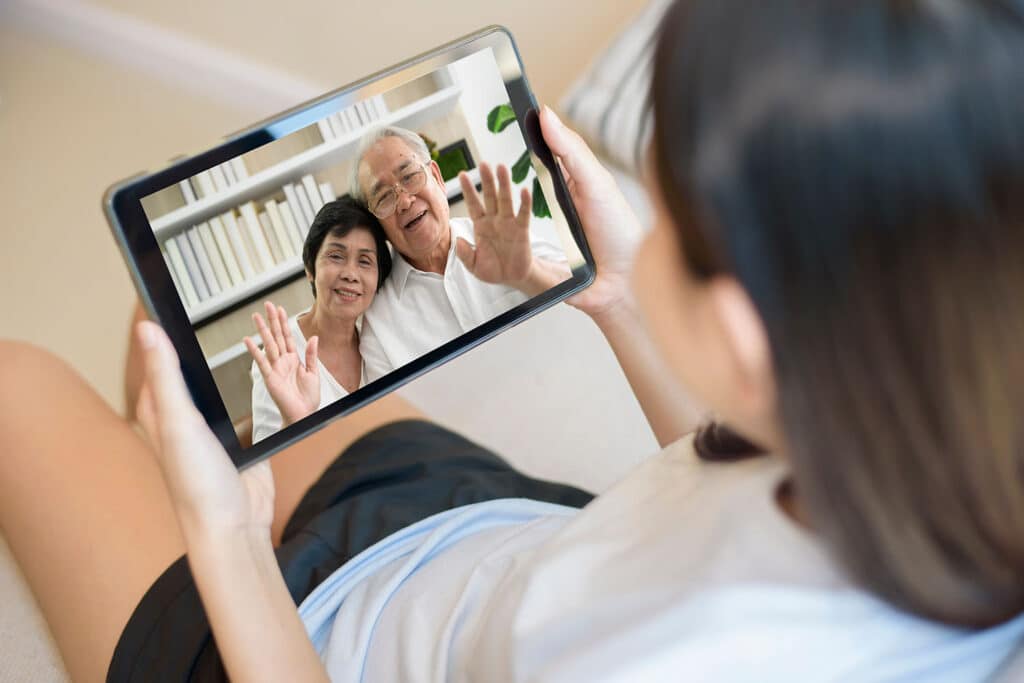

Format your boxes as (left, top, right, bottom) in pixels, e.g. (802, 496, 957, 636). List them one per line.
(359, 217, 567, 382)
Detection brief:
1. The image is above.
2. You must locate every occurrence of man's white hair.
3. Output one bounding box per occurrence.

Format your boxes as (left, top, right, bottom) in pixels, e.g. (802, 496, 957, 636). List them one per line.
(349, 125, 431, 205)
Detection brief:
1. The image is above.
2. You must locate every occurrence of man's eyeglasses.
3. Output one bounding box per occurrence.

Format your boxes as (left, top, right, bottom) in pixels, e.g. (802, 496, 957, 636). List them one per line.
(368, 161, 430, 220)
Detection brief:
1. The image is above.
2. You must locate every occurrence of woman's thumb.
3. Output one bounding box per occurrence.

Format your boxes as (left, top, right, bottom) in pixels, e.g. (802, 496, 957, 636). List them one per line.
(540, 106, 604, 188)
(136, 321, 195, 423)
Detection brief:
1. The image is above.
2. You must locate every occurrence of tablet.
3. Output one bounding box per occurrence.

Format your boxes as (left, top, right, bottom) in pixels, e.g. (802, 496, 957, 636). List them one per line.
(104, 26, 595, 469)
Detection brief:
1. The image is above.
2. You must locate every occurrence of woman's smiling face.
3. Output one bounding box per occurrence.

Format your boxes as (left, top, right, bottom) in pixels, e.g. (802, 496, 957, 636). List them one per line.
(309, 226, 380, 320)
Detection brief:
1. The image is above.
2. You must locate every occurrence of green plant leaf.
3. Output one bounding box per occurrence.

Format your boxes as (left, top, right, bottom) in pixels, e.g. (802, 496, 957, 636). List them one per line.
(511, 150, 532, 184)
(532, 176, 551, 218)
(487, 104, 517, 133)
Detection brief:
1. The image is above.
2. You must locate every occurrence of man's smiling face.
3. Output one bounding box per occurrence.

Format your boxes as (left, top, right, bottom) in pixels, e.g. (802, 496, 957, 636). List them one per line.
(358, 136, 451, 267)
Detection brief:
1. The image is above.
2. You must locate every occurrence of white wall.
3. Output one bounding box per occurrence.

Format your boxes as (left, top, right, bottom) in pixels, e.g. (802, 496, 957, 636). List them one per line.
(448, 48, 561, 248)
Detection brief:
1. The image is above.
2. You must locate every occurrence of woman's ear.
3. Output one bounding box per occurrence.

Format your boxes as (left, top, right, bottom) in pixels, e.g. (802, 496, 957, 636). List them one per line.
(706, 276, 776, 417)
(306, 268, 316, 296)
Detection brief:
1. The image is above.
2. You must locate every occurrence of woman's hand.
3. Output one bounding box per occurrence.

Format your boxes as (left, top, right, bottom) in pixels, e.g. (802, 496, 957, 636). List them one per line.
(244, 301, 320, 428)
(135, 320, 274, 538)
(539, 106, 646, 321)
(136, 319, 330, 683)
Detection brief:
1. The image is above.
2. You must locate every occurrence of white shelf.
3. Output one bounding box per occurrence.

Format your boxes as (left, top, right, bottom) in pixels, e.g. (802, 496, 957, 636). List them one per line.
(190, 167, 481, 334)
(152, 84, 463, 237)
(188, 256, 304, 325)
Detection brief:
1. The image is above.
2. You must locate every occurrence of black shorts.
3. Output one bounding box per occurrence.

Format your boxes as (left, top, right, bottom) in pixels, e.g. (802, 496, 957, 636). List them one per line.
(107, 420, 593, 682)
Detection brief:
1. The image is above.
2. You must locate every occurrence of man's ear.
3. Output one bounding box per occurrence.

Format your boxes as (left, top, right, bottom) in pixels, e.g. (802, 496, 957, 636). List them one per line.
(428, 158, 444, 186)
(707, 276, 775, 415)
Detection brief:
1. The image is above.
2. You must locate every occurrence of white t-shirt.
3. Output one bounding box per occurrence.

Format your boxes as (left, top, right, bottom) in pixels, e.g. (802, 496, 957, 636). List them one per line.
(359, 217, 568, 382)
(250, 312, 363, 444)
(299, 436, 1024, 681)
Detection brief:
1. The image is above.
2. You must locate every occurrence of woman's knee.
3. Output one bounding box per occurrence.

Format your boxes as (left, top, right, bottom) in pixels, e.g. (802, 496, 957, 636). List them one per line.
(0, 340, 71, 383)
(0, 341, 87, 412)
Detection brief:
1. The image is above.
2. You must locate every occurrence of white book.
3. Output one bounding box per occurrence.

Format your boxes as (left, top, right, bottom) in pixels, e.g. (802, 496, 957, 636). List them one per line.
(301, 174, 325, 215)
(374, 94, 389, 116)
(293, 183, 317, 230)
(318, 181, 337, 203)
(239, 202, 274, 272)
(258, 210, 283, 264)
(317, 119, 335, 142)
(332, 112, 348, 134)
(161, 244, 180, 291)
(220, 210, 256, 280)
(209, 215, 243, 287)
(176, 232, 209, 301)
(328, 114, 345, 138)
(209, 165, 229, 192)
(343, 107, 360, 131)
(278, 200, 304, 254)
(187, 226, 222, 297)
(189, 177, 204, 201)
(197, 221, 231, 291)
(229, 157, 249, 181)
(221, 162, 238, 186)
(163, 240, 198, 309)
(353, 101, 368, 125)
(364, 97, 381, 121)
(283, 184, 309, 232)
(194, 170, 217, 198)
(265, 200, 296, 259)
(179, 179, 197, 205)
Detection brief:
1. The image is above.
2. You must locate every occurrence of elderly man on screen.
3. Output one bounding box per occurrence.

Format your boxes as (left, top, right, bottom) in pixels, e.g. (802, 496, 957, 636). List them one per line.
(350, 125, 571, 382)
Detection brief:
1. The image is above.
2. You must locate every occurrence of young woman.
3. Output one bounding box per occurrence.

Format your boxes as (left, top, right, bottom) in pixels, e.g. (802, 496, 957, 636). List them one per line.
(1, 0, 1023, 680)
(245, 198, 392, 443)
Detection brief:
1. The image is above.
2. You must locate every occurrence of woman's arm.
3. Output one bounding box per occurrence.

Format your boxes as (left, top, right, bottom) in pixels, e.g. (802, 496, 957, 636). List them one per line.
(135, 320, 329, 682)
(590, 299, 702, 448)
(540, 107, 703, 447)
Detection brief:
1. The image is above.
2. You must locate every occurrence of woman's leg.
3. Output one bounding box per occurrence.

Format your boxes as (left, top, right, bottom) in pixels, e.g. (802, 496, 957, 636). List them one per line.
(0, 340, 186, 683)
(1, 336, 424, 681)
(122, 303, 426, 544)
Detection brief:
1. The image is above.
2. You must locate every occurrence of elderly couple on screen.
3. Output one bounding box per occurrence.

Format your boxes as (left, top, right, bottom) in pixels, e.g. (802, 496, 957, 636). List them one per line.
(244, 125, 570, 443)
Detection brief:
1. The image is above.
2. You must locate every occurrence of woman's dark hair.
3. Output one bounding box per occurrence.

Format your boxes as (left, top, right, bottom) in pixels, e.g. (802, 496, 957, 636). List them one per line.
(652, 0, 1024, 627)
(302, 196, 393, 297)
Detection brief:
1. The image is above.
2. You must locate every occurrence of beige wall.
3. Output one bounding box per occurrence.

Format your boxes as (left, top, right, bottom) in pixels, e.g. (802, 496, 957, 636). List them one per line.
(0, 0, 647, 411)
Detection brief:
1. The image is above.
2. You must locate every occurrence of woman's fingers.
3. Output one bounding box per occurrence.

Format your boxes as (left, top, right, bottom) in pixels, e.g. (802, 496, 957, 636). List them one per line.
(243, 336, 272, 379)
(540, 106, 609, 196)
(266, 301, 288, 353)
(253, 311, 279, 362)
(135, 321, 199, 433)
(277, 305, 295, 355)
(304, 335, 319, 376)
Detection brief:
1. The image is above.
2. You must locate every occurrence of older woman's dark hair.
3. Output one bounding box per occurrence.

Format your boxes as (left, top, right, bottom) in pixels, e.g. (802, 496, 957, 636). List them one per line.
(303, 196, 392, 297)
(652, 0, 1024, 627)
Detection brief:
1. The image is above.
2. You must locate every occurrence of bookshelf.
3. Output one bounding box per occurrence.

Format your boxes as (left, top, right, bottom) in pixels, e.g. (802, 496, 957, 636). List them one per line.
(151, 85, 462, 238)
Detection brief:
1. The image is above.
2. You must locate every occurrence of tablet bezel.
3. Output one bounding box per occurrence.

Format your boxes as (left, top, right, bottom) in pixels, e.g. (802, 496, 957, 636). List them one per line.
(103, 26, 595, 469)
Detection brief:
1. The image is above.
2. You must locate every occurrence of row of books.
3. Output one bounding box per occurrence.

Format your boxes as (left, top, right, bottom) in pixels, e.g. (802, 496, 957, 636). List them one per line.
(161, 174, 337, 312)
(179, 157, 251, 204)
(316, 95, 390, 143)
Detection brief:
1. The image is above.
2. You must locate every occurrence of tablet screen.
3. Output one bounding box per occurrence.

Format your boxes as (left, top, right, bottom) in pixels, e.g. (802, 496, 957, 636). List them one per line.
(112, 28, 591, 464)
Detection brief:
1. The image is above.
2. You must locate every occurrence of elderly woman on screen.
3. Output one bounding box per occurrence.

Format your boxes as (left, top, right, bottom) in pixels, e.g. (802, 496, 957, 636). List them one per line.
(245, 197, 392, 443)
